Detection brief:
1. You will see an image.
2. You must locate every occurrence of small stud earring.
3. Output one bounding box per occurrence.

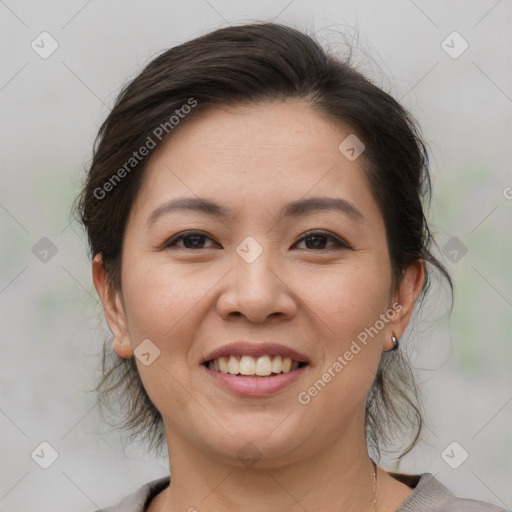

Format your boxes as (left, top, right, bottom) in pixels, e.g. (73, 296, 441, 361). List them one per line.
(391, 334, 399, 351)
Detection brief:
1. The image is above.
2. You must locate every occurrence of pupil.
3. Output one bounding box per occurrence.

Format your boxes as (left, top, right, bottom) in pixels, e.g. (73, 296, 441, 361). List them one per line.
(306, 235, 326, 249)
(185, 235, 203, 248)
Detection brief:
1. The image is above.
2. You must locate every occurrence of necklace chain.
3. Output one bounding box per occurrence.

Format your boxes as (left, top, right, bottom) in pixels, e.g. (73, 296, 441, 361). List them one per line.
(159, 460, 379, 511)
(372, 459, 378, 512)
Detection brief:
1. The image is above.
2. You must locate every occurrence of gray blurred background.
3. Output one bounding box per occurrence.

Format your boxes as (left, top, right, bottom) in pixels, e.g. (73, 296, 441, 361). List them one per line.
(1, 0, 511, 510)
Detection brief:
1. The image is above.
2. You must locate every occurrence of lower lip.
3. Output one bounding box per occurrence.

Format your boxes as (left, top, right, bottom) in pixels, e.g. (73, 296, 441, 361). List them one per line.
(203, 365, 307, 396)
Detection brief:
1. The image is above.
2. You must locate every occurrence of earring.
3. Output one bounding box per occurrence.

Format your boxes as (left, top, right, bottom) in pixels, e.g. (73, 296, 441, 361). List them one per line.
(391, 334, 399, 351)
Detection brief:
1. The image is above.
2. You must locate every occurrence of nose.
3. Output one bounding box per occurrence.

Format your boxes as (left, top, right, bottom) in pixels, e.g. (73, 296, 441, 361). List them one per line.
(216, 244, 297, 323)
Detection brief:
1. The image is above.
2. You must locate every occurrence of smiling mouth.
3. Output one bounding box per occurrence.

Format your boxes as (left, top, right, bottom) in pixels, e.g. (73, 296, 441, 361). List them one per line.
(205, 355, 307, 377)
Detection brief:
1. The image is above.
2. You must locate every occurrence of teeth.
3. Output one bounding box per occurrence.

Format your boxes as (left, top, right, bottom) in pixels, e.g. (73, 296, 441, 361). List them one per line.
(272, 355, 283, 374)
(207, 355, 301, 376)
(239, 355, 256, 375)
(227, 356, 239, 375)
(218, 356, 229, 373)
(255, 355, 272, 376)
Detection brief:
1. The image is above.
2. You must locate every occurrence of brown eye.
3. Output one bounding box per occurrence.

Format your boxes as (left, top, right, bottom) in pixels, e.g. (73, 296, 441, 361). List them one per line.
(165, 231, 218, 250)
(294, 231, 351, 251)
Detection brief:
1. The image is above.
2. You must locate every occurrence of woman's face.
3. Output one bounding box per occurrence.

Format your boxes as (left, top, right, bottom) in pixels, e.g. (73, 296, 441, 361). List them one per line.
(94, 100, 423, 467)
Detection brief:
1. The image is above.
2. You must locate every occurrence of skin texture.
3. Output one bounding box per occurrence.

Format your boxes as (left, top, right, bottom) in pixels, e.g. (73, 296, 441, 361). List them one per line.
(93, 100, 425, 512)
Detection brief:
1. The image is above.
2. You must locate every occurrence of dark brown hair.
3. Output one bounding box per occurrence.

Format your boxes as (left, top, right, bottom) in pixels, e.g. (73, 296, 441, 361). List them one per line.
(75, 21, 452, 464)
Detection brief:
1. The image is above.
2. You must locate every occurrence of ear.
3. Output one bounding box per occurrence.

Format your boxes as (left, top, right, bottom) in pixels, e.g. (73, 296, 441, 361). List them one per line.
(385, 259, 425, 351)
(92, 254, 134, 358)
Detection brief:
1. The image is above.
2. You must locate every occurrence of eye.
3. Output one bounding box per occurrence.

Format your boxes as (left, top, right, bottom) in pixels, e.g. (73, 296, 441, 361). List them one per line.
(294, 231, 351, 251)
(163, 230, 351, 251)
(164, 231, 218, 250)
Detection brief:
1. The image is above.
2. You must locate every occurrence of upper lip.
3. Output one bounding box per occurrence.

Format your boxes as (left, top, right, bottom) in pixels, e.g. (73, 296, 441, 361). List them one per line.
(201, 341, 310, 365)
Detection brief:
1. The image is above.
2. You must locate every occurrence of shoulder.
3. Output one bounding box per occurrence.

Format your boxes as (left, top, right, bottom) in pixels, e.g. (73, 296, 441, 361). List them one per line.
(93, 476, 170, 512)
(392, 472, 509, 512)
(438, 498, 510, 511)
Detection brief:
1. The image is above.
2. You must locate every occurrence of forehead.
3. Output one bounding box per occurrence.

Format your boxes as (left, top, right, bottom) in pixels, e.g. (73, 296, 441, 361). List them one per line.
(157, 100, 348, 171)
(131, 100, 382, 227)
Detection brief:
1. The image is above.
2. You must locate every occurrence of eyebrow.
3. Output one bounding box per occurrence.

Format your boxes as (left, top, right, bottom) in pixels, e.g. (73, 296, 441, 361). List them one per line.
(146, 196, 364, 227)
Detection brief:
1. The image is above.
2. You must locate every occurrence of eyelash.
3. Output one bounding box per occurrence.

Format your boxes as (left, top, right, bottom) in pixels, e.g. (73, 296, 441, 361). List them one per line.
(163, 230, 351, 251)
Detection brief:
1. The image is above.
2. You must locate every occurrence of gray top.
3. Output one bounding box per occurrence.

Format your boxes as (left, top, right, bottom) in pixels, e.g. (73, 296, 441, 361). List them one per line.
(96, 472, 510, 511)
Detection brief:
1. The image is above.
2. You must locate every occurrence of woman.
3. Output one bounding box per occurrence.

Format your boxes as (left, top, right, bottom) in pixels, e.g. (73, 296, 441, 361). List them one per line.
(76, 22, 508, 512)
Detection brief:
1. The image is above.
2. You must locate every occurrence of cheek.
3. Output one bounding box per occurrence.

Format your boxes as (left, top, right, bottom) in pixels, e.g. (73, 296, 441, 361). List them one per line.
(120, 254, 224, 351)
(337, 275, 390, 339)
(293, 268, 389, 423)
(297, 258, 390, 388)
(119, 260, 212, 421)
(299, 259, 391, 339)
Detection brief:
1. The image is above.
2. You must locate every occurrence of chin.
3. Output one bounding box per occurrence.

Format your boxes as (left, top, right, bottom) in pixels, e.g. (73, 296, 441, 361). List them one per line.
(196, 419, 311, 468)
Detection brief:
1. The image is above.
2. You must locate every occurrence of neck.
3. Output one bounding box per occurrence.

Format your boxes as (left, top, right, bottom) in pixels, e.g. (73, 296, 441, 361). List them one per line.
(154, 418, 378, 512)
